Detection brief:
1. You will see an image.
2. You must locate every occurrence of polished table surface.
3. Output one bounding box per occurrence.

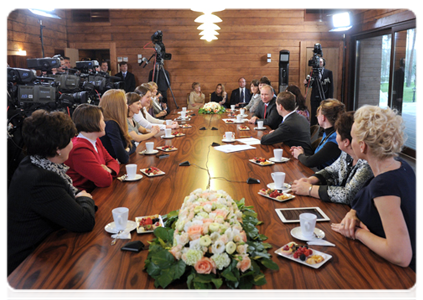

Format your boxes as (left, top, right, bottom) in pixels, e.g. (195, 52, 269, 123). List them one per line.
(8, 109, 416, 290)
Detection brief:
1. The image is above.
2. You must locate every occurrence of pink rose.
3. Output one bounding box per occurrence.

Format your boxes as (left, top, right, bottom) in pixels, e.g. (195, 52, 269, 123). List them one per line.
(169, 245, 183, 260)
(236, 255, 251, 272)
(187, 224, 203, 241)
(194, 257, 216, 274)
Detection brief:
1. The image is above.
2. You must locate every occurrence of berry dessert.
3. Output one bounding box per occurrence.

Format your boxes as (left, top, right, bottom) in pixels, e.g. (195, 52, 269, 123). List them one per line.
(159, 145, 176, 151)
(142, 167, 164, 176)
(136, 214, 163, 233)
(259, 188, 291, 201)
(239, 125, 250, 130)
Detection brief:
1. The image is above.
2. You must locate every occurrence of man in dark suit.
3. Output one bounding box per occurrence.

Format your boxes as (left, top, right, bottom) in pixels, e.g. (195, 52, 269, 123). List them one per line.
(260, 91, 313, 155)
(305, 58, 333, 126)
(248, 84, 282, 130)
(114, 62, 136, 93)
(229, 77, 251, 108)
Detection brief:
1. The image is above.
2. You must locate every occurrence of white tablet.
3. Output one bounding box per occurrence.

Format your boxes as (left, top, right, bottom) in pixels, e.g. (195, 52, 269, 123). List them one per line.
(275, 207, 330, 223)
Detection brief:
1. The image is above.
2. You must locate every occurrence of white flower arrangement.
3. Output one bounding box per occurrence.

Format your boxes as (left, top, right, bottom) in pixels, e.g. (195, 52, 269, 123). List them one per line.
(199, 102, 226, 114)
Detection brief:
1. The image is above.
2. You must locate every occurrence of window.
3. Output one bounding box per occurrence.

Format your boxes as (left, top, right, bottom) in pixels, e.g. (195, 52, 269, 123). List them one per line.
(71, 10, 110, 23)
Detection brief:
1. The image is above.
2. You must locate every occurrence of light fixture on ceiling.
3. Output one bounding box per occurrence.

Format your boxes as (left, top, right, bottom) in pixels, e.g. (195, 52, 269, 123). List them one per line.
(194, 12, 223, 42)
(200, 35, 218, 42)
(199, 30, 220, 36)
(194, 13, 222, 24)
(329, 12, 352, 32)
(28, 9, 61, 19)
(197, 23, 221, 31)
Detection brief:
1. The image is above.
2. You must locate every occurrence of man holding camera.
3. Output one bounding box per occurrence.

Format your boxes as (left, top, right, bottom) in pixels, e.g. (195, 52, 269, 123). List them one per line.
(115, 62, 136, 93)
(304, 57, 333, 126)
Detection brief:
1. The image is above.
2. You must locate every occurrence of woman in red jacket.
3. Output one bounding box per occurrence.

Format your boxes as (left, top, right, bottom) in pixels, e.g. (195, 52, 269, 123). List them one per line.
(65, 104, 120, 192)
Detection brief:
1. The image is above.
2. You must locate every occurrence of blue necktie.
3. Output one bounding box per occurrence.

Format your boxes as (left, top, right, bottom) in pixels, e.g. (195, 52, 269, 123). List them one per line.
(240, 89, 244, 102)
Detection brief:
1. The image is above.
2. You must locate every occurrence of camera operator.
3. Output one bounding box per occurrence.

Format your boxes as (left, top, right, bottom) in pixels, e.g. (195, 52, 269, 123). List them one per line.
(304, 57, 333, 126)
(100, 61, 110, 74)
(115, 62, 136, 93)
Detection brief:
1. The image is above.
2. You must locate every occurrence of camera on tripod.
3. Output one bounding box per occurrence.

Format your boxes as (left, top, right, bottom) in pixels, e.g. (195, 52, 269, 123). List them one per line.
(308, 43, 323, 69)
(151, 30, 172, 62)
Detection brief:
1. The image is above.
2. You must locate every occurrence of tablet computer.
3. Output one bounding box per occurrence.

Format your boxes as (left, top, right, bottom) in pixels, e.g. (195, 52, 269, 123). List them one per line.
(275, 207, 330, 223)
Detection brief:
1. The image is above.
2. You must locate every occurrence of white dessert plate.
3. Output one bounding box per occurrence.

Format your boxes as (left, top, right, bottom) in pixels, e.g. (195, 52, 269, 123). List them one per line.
(104, 220, 137, 234)
(290, 227, 326, 241)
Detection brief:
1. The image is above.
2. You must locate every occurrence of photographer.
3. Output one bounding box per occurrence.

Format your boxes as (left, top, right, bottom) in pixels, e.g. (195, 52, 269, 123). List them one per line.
(304, 56, 333, 126)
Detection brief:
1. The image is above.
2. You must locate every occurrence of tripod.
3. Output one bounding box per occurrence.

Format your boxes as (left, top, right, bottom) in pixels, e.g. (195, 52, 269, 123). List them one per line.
(309, 68, 326, 101)
(153, 62, 179, 109)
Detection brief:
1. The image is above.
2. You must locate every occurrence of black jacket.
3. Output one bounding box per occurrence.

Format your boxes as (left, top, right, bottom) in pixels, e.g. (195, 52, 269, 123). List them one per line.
(253, 97, 283, 130)
(114, 71, 136, 93)
(261, 112, 313, 155)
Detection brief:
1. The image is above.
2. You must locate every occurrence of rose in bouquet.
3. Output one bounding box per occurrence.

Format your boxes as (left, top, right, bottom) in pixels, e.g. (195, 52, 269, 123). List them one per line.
(199, 102, 226, 114)
(144, 189, 279, 289)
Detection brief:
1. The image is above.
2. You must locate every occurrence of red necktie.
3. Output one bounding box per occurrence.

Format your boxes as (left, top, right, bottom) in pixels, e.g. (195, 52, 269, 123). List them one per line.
(264, 104, 267, 119)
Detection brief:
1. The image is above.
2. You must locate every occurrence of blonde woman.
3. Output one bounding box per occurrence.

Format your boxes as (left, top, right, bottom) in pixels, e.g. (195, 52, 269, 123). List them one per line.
(99, 89, 135, 164)
(126, 92, 160, 144)
(188, 82, 205, 109)
(332, 105, 416, 271)
(148, 81, 168, 118)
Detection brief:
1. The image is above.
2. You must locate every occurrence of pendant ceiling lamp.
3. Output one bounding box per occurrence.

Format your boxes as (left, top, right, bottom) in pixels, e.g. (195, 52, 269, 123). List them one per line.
(192, 8, 224, 42)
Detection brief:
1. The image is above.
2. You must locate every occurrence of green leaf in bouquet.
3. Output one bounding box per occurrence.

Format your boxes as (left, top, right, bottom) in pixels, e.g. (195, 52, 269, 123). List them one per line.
(211, 278, 223, 289)
(150, 249, 175, 269)
(253, 272, 267, 286)
(239, 275, 254, 289)
(260, 258, 279, 270)
(157, 269, 174, 289)
(262, 242, 272, 249)
(194, 281, 213, 289)
(193, 273, 214, 283)
(187, 273, 195, 289)
(154, 227, 171, 242)
(145, 260, 161, 277)
(171, 259, 186, 280)
(221, 267, 237, 282)
(258, 234, 268, 241)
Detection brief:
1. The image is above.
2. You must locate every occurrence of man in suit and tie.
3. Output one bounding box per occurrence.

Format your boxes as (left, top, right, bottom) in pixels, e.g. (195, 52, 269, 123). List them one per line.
(115, 62, 136, 93)
(248, 84, 282, 130)
(304, 57, 333, 126)
(260, 91, 313, 155)
(229, 77, 251, 108)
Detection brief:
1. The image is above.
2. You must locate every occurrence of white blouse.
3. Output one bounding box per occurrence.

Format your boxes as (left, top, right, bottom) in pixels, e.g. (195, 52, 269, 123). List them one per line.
(133, 107, 166, 130)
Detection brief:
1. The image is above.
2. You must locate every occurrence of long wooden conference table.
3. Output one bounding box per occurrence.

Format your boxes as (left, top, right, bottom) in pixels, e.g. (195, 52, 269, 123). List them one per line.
(8, 109, 416, 290)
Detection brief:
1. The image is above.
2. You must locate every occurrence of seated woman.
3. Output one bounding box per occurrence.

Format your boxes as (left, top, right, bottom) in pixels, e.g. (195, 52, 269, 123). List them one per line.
(210, 83, 228, 106)
(290, 99, 345, 170)
(99, 89, 136, 164)
(331, 105, 416, 271)
(147, 81, 168, 119)
(244, 79, 261, 113)
(286, 85, 310, 123)
(8, 110, 96, 275)
(132, 86, 178, 130)
(188, 82, 205, 109)
(65, 104, 120, 192)
(291, 111, 373, 205)
(126, 92, 160, 144)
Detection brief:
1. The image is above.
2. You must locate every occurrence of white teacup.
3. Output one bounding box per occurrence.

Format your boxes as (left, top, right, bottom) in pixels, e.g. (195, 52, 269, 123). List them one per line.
(231, 105, 235, 111)
(274, 149, 283, 161)
(224, 131, 235, 140)
(300, 213, 317, 239)
(271, 172, 285, 189)
(240, 108, 245, 115)
(145, 142, 154, 153)
(125, 164, 137, 180)
(182, 107, 187, 112)
(112, 207, 129, 232)
(236, 114, 243, 122)
(257, 120, 264, 128)
(166, 120, 172, 126)
(165, 128, 172, 137)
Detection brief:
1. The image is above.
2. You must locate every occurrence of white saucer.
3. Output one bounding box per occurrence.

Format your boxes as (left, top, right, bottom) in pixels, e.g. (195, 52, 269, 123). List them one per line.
(239, 114, 248, 117)
(144, 149, 159, 155)
(267, 182, 291, 191)
(123, 174, 143, 181)
(269, 157, 289, 163)
(222, 138, 236, 142)
(161, 135, 175, 139)
(104, 220, 137, 234)
(290, 227, 325, 241)
(234, 120, 245, 124)
(254, 127, 266, 130)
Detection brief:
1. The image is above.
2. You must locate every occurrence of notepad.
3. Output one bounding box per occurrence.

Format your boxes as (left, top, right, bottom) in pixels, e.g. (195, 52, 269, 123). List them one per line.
(236, 138, 261, 145)
(213, 145, 256, 153)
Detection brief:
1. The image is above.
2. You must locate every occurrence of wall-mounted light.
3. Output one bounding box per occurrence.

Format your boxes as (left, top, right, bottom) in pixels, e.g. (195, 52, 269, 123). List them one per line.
(329, 12, 352, 32)
(8, 49, 27, 56)
(28, 9, 61, 19)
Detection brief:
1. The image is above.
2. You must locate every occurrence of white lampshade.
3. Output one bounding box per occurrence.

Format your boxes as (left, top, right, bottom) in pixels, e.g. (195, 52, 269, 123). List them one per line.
(191, 8, 225, 14)
(330, 12, 352, 31)
(199, 30, 220, 36)
(197, 23, 221, 31)
(194, 13, 222, 23)
(29, 8, 61, 19)
(200, 35, 218, 42)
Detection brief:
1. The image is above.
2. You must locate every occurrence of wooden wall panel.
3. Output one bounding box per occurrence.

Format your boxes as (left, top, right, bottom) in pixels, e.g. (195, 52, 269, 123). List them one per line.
(7, 9, 68, 64)
(62, 9, 345, 110)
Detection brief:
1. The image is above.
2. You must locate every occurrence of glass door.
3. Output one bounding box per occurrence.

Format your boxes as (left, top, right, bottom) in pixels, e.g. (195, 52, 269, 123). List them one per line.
(392, 28, 416, 151)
